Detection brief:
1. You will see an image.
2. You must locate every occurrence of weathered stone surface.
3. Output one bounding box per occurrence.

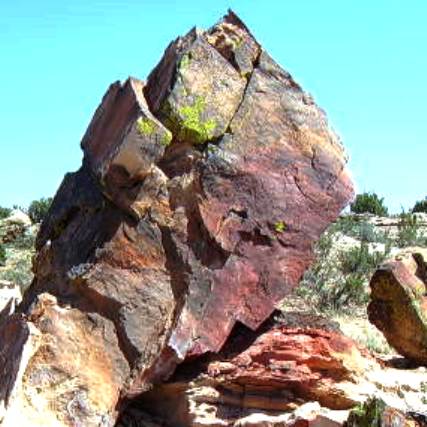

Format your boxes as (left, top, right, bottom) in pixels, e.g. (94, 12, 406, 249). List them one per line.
(368, 247, 427, 364)
(122, 318, 427, 426)
(147, 31, 246, 145)
(28, 165, 177, 397)
(0, 293, 129, 426)
(0, 10, 354, 426)
(81, 77, 172, 217)
(206, 12, 259, 78)
(119, 400, 350, 427)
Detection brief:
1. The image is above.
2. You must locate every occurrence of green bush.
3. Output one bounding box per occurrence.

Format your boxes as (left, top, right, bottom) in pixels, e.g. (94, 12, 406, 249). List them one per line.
(0, 255, 33, 293)
(297, 231, 336, 303)
(339, 243, 387, 277)
(350, 192, 388, 216)
(331, 215, 390, 244)
(13, 231, 36, 250)
(0, 206, 11, 219)
(329, 243, 387, 308)
(28, 197, 52, 224)
(0, 244, 6, 266)
(412, 197, 427, 214)
(396, 211, 427, 247)
(332, 275, 368, 307)
(298, 234, 388, 312)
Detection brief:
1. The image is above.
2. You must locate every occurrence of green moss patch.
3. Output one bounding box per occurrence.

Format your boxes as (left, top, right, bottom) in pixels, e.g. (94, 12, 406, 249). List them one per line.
(136, 117, 156, 136)
(160, 130, 173, 147)
(162, 96, 217, 145)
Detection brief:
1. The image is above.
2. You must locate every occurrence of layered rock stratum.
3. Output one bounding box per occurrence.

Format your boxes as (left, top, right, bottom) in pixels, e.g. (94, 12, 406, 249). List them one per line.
(0, 11, 354, 426)
(120, 315, 427, 426)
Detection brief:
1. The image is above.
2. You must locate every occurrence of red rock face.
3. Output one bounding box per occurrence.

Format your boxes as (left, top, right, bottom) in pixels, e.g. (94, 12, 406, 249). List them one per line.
(0, 11, 354, 426)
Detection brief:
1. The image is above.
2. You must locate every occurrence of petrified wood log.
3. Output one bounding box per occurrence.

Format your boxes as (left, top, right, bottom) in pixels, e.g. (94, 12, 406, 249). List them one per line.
(0, 11, 353, 426)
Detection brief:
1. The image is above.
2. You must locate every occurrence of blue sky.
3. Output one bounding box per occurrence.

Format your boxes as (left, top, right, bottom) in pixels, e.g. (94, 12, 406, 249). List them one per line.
(0, 0, 426, 212)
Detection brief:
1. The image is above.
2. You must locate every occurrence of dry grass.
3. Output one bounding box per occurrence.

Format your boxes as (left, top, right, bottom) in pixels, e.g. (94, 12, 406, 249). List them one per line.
(332, 311, 394, 356)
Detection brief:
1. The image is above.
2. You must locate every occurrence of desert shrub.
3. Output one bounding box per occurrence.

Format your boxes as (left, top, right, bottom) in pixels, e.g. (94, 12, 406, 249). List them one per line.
(298, 228, 337, 285)
(0, 244, 6, 266)
(330, 275, 368, 308)
(0, 254, 33, 293)
(350, 192, 388, 216)
(298, 235, 388, 312)
(0, 206, 11, 219)
(13, 231, 36, 250)
(28, 197, 52, 224)
(297, 232, 336, 302)
(328, 244, 387, 308)
(358, 222, 392, 244)
(330, 215, 363, 236)
(412, 197, 427, 214)
(331, 215, 390, 244)
(339, 243, 387, 276)
(396, 211, 427, 247)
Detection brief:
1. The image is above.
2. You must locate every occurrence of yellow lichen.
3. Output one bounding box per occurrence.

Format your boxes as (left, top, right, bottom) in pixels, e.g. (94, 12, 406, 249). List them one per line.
(160, 130, 173, 147)
(274, 221, 287, 233)
(177, 96, 216, 144)
(136, 117, 156, 136)
(179, 53, 191, 71)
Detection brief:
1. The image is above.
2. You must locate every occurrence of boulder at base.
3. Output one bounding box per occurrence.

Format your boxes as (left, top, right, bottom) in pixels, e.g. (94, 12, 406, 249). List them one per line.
(368, 247, 427, 365)
(0, 10, 353, 427)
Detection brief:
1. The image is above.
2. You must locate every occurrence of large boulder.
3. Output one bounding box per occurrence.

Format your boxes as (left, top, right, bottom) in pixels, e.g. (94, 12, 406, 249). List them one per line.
(0, 11, 353, 426)
(368, 247, 427, 364)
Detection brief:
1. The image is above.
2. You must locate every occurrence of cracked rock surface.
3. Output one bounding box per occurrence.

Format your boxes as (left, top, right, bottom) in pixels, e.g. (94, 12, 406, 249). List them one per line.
(0, 11, 353, 427)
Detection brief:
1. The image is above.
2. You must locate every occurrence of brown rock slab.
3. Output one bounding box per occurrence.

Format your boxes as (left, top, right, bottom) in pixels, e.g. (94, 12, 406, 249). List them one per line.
(368, 247, 427, 364)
